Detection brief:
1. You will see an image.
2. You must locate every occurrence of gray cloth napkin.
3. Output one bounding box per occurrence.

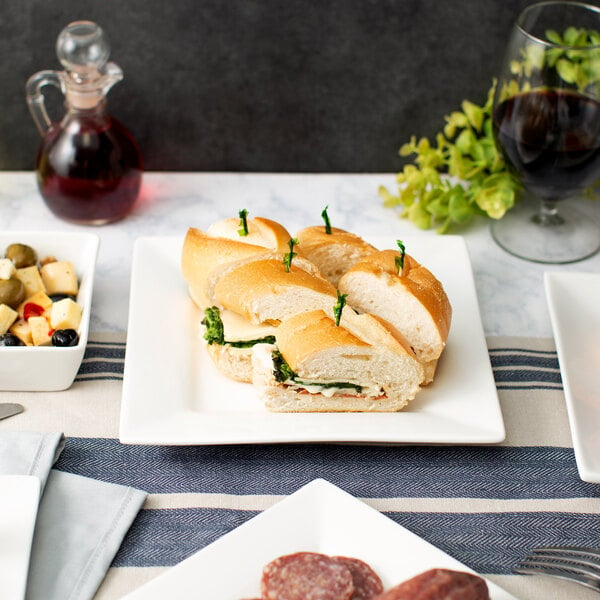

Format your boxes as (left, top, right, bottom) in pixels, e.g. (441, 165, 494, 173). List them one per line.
(0, 431, 147, 600)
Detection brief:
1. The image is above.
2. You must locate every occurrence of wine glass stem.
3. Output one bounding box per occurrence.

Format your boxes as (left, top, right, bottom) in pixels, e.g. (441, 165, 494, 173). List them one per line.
(532, 199, 565, 226)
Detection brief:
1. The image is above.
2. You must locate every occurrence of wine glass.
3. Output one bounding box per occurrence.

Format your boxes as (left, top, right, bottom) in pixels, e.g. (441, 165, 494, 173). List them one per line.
(491, 1, 600, 263)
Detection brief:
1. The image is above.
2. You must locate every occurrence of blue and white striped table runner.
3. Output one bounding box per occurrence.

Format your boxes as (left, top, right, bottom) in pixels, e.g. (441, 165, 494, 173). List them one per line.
(1, 333, 598, 600)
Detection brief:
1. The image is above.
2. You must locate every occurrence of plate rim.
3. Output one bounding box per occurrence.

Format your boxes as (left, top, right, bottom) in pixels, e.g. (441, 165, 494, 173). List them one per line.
(544, 270, 600, 483)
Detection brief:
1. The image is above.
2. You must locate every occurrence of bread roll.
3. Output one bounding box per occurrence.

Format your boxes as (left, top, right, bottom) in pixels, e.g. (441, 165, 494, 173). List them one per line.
(181, 228, 274, 309)
(252, 308, 423, 412)
(209, 256, 338, 324)
(181, 216, 293, 309)
(338, 249, 451, 383)
(295, 225, 377, 286)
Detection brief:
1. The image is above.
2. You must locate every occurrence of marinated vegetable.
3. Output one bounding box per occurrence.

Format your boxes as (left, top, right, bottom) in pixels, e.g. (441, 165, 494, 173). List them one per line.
(1, 242, 82, 347)
(52, 329, 79, 347)
(0, 333, 25, 346)
(6, 243, 37, 268)
(0, 277, 25, 308)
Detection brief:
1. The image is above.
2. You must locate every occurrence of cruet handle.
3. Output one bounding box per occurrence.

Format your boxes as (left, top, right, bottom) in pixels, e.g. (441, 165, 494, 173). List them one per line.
(26, 70, 62, 136)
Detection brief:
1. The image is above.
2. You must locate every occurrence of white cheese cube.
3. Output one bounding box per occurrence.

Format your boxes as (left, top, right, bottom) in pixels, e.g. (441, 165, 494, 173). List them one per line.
(28, 316, 52, 346)
(14, 266, 46, 296)
(0, 258, 16, 280)
(40, 261, 78, 296)
(9, 318, 32, 345)
(50, 298, 82, 331)
(0, 304, 18, 335)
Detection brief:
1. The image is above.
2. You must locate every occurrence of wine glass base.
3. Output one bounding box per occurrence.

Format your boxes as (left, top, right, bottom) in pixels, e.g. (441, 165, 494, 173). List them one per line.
(491, 199, 600, 264)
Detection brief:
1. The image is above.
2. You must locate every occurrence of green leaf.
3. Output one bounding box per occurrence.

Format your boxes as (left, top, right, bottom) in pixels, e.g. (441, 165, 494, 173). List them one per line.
(447, 186, 473, 224)
(202, 307, 225, 345)
(408, 202, 431, 230)
(556, 58, 578, 83)
(462, 100, 484, 131)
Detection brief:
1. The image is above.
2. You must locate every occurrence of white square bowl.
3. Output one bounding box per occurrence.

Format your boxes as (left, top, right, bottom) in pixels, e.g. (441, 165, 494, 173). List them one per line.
(0, 231, 99, 391)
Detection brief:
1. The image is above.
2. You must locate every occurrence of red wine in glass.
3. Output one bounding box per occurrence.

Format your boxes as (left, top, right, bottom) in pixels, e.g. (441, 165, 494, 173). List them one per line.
(493, 89, 600, 208)
(490, 0, 600, 263)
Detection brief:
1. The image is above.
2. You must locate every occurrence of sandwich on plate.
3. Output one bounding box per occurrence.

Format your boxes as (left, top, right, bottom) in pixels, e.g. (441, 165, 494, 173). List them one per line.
(181, 212, 292, 309)
(338, 245, 451, 383)
(295, 208, 377, 286)
(252, 305, 424, 412)
(182, 221, 338, 382)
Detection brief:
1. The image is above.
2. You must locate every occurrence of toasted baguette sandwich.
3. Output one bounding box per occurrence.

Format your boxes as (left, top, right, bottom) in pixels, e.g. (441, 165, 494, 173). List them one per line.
(181, 215, 292, 309)
(338, 249, 451, 383)
(252, 308, 424, 412)
(183, 218, 339, 382)
(295, 225, 377, 286)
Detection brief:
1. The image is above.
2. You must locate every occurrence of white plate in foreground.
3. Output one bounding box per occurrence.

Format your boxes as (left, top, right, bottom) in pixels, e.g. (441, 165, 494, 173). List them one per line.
(545, 271, 600, 483)
(120, 235, 503, 445)
(0, 475, 40, 599)
(123, 478, 514, 599)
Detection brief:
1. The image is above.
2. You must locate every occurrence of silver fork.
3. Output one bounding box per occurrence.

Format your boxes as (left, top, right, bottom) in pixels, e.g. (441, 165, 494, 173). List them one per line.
(514, 546, 600, 593)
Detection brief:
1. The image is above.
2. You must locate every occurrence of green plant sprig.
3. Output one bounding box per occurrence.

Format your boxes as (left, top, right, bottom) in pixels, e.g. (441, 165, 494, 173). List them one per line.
(380, 82, 520, 233)
(238, 208, 249, 236)
(283, 237, 298, 272)
(394, 240, 406, 273)
(333, 291, 347, 326)
(321, 205, 332, 234)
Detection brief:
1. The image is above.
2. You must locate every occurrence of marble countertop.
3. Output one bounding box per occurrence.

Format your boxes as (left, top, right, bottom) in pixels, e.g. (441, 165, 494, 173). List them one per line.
(1, 170, 599, 338)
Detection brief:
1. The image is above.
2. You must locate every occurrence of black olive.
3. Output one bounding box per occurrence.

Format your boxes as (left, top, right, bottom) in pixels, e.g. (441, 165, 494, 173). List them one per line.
(51, 329, 79, 347)
(0, 333, 25, 346)
(49, 293, 77, 302)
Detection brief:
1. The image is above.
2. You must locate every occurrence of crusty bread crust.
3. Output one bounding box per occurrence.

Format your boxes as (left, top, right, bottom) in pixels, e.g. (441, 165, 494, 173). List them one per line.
(207, 216, 292, 252)
(338, 250, 452, 371)
(181, 227, 276, 309)
(295, 226, 377, 285)
(275, 310, 370, 372)
(210, 258, 338, 324)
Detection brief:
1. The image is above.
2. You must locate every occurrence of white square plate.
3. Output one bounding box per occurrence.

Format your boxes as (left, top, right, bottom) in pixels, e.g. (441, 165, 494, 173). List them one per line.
(545, 271, 600, 483)
(120, 234, 504, 445)
(123, 478, 514, 599)
(0, 231, 99, 391)
(0, 475, 40, 599)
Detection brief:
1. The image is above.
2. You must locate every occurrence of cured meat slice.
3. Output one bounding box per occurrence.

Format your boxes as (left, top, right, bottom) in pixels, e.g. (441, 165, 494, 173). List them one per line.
(261, 551, 355, 600)
(373, 568, 490, 600)
(332, 556, 384, 600)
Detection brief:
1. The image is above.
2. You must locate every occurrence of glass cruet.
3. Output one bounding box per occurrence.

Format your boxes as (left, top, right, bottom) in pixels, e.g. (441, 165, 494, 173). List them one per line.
(26, 20, 143, 225)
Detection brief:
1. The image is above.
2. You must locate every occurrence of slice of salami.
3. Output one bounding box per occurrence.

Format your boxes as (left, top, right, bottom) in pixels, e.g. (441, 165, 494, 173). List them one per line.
(261, 551, 355, 600)
(373, 568, 490, 600)
(332, 556, 384, 600)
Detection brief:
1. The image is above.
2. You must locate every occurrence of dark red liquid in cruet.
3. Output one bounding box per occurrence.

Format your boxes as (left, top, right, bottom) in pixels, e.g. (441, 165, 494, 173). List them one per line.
(36, 109, 143, 224)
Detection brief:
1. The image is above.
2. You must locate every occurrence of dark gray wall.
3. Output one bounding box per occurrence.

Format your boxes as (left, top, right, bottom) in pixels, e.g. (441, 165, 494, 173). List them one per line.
(1, 0, 545, 172)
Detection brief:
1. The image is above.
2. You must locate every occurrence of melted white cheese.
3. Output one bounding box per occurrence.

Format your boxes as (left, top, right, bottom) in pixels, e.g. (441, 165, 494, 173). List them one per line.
(220, 309, 277, 342)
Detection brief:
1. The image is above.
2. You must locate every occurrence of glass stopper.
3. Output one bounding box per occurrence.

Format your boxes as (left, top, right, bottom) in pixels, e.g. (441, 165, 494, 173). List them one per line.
(56, 21, 110, 81)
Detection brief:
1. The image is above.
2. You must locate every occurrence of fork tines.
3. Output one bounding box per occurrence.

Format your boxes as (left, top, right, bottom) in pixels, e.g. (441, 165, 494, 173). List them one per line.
(515, 546, 600, 592)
